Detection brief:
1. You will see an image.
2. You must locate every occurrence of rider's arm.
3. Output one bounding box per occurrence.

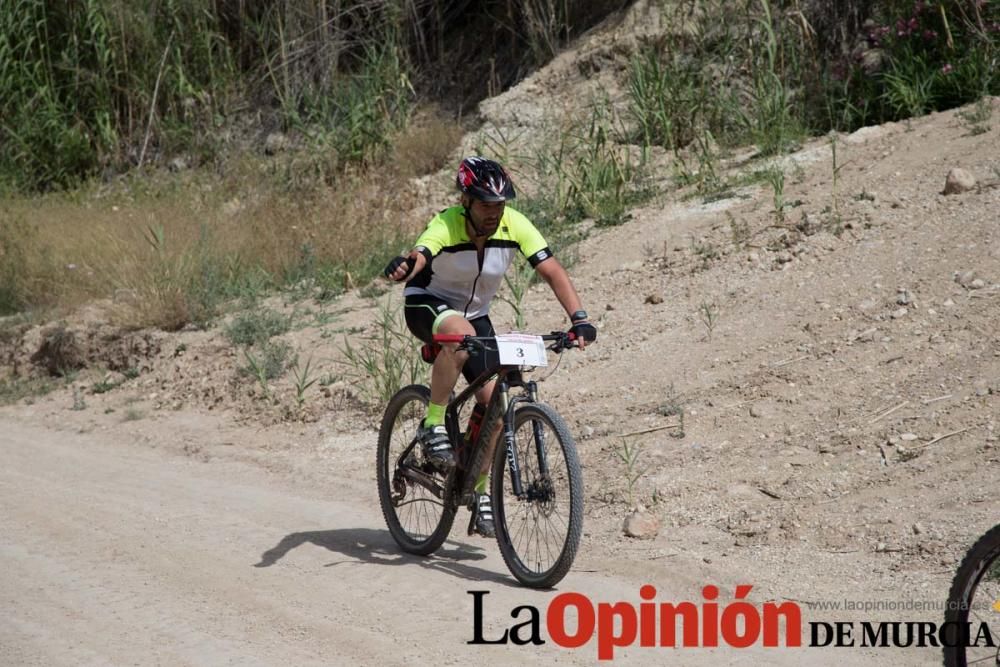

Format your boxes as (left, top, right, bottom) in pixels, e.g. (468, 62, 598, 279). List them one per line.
(534, 257, 594, 348)
(386, 212, 452, 282)
(534, 257, 584, 318)
(507, 208, 593, 345)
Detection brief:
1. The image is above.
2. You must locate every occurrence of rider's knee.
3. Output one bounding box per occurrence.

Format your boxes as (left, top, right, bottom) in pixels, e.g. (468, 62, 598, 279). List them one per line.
(438, 313, 474, 336)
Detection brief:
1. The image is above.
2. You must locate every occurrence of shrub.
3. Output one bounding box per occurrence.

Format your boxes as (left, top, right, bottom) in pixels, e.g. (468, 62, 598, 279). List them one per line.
(225, 309, 291, 347)
(814, 0, 999, 128)
(626, 0, 998, 160)
(337, 299, 423, 408)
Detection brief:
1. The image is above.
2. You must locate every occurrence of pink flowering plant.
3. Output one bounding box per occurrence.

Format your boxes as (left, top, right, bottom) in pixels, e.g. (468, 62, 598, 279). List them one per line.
(836, 0, 1000, 123)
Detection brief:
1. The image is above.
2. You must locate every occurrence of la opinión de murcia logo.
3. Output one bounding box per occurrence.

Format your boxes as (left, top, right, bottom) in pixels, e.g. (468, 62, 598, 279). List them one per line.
(469, 585, 801, 659)
(467, 586, 998, 660)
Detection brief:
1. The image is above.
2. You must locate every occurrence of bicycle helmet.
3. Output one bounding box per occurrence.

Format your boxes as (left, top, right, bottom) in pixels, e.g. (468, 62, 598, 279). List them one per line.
(456, 157, 516, 202)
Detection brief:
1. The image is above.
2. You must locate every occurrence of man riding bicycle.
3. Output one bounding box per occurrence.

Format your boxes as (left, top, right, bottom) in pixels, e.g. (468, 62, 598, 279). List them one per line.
(384, 156, 596, 537)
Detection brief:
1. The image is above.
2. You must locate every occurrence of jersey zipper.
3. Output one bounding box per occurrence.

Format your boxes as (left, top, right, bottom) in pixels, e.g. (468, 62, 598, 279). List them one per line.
(462, 245, 486, 318)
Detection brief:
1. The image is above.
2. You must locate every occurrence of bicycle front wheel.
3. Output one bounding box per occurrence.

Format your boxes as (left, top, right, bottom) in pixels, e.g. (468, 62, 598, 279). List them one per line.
(943, 523, 1000, 667)
(377, 384, 456, 555)
(491, 402, 583, 588)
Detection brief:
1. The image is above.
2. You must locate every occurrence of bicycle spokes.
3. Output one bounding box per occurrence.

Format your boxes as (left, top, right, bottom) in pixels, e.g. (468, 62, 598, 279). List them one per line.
(962, 558, 1000, 665)
(377, 385, 457, 554)
(492, 403, 583, 588)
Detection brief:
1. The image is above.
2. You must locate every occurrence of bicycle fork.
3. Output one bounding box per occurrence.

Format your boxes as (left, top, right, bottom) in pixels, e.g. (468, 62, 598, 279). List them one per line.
(500, 379, 549, 500)
(458, 378, 550, 502)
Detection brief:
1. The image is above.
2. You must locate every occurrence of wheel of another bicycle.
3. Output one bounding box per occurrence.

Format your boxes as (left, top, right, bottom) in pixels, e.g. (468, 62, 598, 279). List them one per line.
(943, 523, 1000, 667)
(491, 402, 583, 589)
(377, 384, 456, 556)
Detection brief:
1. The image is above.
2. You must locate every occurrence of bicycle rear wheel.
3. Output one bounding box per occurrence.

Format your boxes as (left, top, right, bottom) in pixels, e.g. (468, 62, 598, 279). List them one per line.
(377, 384, 456, 555)
(943, 523, 1000, 667)
(491, 402, 583, 588)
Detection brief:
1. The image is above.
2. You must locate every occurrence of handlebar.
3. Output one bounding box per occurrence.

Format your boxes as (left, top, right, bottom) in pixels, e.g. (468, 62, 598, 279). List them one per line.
(433, 331, 579, 352)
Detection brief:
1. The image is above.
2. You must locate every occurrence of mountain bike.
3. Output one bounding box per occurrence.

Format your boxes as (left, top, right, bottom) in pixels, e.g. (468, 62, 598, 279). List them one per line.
(376, 330, 584, 588)
(943, 523, 1000, 666)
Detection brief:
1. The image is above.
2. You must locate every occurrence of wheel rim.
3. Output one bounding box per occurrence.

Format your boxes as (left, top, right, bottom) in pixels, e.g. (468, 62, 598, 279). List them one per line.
(385, 396, 447, 543)
(499, 414, 574, 577)
(956, 553, 1000, 666)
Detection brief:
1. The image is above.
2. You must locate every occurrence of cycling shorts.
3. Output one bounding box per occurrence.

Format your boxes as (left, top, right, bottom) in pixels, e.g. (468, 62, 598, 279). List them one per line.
(404, 294, 499, 385)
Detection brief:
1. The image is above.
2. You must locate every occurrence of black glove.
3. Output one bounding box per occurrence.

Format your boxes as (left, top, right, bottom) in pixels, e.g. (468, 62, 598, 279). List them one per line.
(570, 320, 597, 343)
(383, 255, 414, 281)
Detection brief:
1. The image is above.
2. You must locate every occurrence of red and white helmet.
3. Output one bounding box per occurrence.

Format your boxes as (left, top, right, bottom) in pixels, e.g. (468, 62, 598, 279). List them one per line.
(456, 157, 516, 202)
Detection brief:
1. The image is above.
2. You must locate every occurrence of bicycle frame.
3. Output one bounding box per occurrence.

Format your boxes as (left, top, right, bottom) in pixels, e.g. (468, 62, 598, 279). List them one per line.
(434, 332, 573, 508)
(444, 364, 536, 504)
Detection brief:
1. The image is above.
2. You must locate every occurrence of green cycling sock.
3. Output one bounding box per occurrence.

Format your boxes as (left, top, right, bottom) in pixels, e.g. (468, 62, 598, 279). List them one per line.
(474, 474, 488, 494)
(424, 401, 446, 427)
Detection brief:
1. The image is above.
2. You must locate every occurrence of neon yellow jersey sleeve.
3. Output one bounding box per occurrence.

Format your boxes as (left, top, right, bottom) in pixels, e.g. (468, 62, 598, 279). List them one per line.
(504, 207, 549, 260)
(412, 211, 455, 256)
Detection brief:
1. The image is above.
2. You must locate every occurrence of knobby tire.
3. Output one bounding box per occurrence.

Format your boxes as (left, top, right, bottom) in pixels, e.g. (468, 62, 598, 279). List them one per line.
(491, 402, 583, 589)
(943, 523, 1000, 667)
(377, 384, 456, 556)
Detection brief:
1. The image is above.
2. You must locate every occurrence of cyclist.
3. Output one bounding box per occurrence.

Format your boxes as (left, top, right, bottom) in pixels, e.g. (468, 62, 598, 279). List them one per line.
(384, 156, 596, 537)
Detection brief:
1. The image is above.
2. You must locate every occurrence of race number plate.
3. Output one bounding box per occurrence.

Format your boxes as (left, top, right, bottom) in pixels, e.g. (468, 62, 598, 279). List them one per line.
(495, 334, 548, 367)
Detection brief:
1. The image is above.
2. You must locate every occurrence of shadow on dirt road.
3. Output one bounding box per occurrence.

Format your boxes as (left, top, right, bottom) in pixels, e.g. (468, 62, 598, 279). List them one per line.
(254, 527, 525, 586)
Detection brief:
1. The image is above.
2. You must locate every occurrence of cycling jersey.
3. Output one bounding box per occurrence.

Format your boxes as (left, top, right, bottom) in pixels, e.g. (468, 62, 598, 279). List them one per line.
(404, 205, 553, 319)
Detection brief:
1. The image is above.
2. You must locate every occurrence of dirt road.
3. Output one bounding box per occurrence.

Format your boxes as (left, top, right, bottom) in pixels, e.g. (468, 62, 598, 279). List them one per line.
(3, 418, 950, 666)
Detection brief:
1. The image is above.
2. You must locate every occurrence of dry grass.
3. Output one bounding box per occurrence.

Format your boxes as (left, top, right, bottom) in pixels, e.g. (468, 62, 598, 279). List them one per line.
(390, 108, 465, 178)
(0, 122, 462, 329)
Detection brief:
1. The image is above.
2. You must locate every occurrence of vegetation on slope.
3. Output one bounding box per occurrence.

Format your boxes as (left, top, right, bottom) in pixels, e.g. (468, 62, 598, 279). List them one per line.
(0, 0, 995, 330)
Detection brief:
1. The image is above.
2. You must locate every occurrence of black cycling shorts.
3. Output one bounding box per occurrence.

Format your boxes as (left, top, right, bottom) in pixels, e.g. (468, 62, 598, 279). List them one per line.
(404, 294, 499, 385)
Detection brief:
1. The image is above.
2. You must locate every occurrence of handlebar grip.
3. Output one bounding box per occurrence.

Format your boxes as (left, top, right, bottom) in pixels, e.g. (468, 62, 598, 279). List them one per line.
(432, 334, 466, 343)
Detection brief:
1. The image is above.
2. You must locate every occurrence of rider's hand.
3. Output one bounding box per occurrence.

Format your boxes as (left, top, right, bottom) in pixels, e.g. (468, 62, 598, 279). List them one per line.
(384, 254, 415, 282)
(570, 320, 596, 349)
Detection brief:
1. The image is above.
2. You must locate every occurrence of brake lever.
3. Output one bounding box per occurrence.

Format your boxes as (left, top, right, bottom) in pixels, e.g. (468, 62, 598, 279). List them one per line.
(547, 331, 576, 353)
(457, 338, 476, 355)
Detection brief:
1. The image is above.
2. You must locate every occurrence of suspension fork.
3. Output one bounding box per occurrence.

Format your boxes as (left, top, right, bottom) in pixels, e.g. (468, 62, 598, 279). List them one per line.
(501, 379, 549, 499)
(497, 379, 527, 498)
(526, 381, 550, 477)
(466, 377, 527, 499)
